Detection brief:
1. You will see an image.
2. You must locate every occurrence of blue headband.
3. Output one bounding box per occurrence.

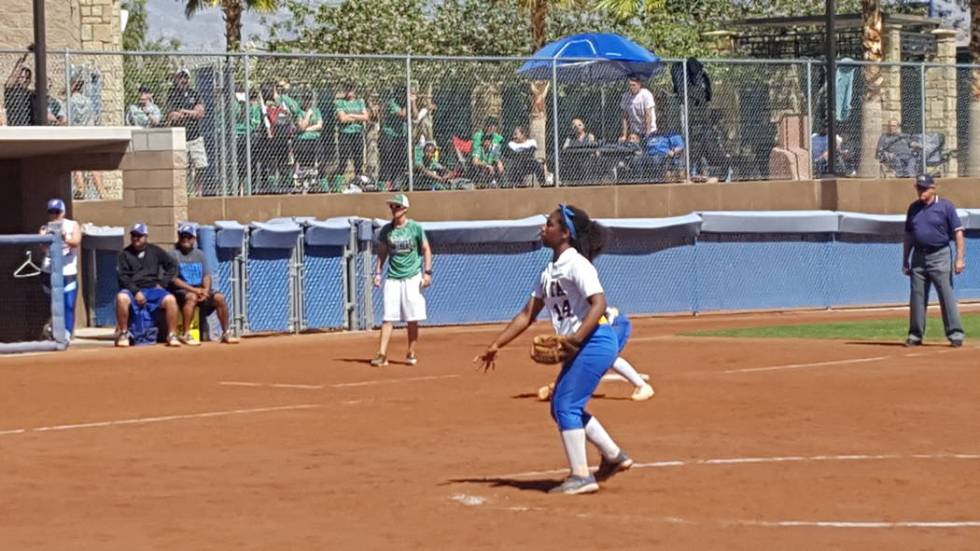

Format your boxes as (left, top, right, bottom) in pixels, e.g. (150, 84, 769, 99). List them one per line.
(558, 204, 577, 240)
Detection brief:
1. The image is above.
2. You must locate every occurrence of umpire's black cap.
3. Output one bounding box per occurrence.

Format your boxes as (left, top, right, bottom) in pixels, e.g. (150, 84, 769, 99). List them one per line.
(915, 174, 936, 188)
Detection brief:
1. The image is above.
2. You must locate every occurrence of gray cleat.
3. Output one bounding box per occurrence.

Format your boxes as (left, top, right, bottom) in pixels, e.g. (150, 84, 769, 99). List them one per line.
(548, 475, 599, 495)
(595, 451, 634, 482)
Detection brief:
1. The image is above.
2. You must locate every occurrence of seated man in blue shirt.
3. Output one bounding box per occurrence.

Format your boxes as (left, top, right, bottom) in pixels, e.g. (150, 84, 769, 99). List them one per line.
(169, 224, 239, 345)
(646, 132, 685, 180)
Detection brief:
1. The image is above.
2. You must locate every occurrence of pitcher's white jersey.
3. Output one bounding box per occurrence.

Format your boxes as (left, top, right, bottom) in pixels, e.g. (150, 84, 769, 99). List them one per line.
(532, 248, 604, 336)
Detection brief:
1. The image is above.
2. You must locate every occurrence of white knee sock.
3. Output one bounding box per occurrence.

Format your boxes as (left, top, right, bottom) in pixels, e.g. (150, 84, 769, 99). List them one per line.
(611, 356, 646, 388)
(585, 417, 621, 460)
(559, 429, 590, 478)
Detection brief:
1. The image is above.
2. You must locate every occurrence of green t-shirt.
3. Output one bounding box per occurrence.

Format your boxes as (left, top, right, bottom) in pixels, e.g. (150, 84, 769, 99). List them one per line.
(235, 103, 263, 136)
(472, 130, 504, 150)
(335, 98, 366, 134)
(473, 144, 500, 165)
(296, 107, 323, 141)
(379, 220, 427, 280)
(382, 99, 406, 138)
(278, 94, 302, 117)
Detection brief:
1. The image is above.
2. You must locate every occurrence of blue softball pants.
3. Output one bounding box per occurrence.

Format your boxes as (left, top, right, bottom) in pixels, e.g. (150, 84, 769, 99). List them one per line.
(550, 324, 619, 431)
(611, 312, 631, 354)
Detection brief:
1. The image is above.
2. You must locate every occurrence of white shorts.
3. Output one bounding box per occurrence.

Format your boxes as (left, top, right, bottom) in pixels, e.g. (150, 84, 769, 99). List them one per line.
(383, 273, 427, 322)
(187, 137, 209, 169)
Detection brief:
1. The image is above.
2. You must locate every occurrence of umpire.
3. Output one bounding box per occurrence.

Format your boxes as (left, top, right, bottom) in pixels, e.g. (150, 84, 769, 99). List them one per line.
(902, 174, 966, 347)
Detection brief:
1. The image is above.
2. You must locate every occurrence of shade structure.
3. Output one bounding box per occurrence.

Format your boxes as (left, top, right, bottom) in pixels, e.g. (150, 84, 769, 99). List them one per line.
(517, 33, 661, 83)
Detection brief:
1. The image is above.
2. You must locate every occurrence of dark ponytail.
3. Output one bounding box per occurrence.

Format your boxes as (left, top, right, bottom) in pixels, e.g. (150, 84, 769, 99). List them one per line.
(559, 204, 608, 261)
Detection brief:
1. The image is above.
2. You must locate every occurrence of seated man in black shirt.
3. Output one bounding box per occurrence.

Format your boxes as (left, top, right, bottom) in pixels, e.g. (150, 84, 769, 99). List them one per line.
(114, 223, 182, 347)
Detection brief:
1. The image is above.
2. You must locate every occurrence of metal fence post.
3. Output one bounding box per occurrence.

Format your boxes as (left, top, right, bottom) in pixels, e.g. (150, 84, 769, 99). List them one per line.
(920, 62, 927, 176)
(244, 54, 252, 196)
(216, 59, 228, 198)
(682, 58, 691, 181)
(551, 57, 560, 187)
(406, 56, 414, 193)
(806, 60, 814, 178)
(227, 57, 239, 197)
(63, 49, 72, 125)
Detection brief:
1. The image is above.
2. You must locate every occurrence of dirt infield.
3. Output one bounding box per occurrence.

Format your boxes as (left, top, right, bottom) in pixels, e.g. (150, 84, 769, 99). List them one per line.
(2, 309, 979, 550)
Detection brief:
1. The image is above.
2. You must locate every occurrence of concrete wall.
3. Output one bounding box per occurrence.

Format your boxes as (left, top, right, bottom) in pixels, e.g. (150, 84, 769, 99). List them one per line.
(73, 178, 980, 228)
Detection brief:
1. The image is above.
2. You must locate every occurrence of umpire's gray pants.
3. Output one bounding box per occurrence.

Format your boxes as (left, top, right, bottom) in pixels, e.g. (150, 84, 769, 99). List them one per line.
(908, 246, 964, 343)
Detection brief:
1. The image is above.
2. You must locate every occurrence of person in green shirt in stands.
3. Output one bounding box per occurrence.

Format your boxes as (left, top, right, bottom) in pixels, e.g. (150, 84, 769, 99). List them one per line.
(371, 193, 433, 367)
(471, 116, 504, 155)
(415, 142, 451, 191)
(472, 133, 505, 185)
(380, 89, 417, 188)
(331, 81, 370, 187)
(276, 80, 302, 118)
(235, 89, 264, 186)
(294, 91, 324, 173)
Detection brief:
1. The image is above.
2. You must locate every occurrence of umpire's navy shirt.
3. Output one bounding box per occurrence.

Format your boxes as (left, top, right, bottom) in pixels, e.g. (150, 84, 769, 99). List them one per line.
(905, 196, 963, 248)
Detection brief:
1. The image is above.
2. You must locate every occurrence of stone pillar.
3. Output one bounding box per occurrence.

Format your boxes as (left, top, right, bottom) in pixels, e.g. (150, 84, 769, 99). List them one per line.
(881, 25, 903, 128)
(702, 31, 736, 56)
(79, 0, 125, 198)
(121, 128, 188, 244)
(925, 29, 958, 175)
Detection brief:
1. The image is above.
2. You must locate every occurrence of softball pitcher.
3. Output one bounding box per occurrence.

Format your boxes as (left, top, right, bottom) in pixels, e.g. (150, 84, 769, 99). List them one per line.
(475, 204, 633, 495)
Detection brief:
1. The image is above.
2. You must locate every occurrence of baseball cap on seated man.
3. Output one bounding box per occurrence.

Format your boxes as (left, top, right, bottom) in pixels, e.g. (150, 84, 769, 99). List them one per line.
(130, 223, 148, 236)
(46, 198, 65, 212)
(915, 174, 936, 188)
(386, 193, 410, 209)
(178, 223, 197, 237)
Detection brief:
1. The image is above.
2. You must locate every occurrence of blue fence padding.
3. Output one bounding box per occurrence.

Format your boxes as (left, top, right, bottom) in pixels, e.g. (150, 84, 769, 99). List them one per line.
(694, 233, 832, 311)
(599, 213, 703, 243)
(246, 248, 293, 332)
(81, 225, 124, 250)
(267, 216, 317, 225)
(373, 242, 550, 326)
(837, 212, 907, 236)
(304, 245, 346, 329)
(355, 218, 374, 241)
(419, 215, 547, 245)
(250, 221, 302, 249)
(700, 211, 839, 233)
(957, 232, 980, 300)
(597, 238, 697, 314)
(306, 218, 352, 247)
(828, 234, 908, 306)
(215, 221, 246, 249)
(93, 250, 119, 326)
(962, 209, 980, 230)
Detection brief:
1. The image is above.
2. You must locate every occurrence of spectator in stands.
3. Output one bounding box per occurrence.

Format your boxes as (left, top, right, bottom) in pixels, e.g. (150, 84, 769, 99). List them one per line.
(563, 118, 596, 149)
(69, 75, 107, 199)
(619, 75, 656, 143)
(646, 132, 686, 181)
(876, 119, 920, 178)
(812, 127, 855, 176)
(233, 89, 263, 192)
(169, 224, 239, 345)
(114, 223, 181, 348)
(471, 117, 504, 155)
(472, 133, 505, 185)
(380, 89, 416, 188)
(415, 142, 452, 190)
(165, 68, 208, 196)
(4, 50, 34, 126)
(294, 91, 323, 177)
(505, 126, 548, 187)
(276, 80, 302, 118)
(47, 89, 66, 126)
(39, 198, 81, 341)
(331, 82, 369, 187)
(126, 85, 162, 128)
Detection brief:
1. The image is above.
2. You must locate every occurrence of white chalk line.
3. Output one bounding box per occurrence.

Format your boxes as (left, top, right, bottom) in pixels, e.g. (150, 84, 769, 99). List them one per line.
(723, 348, 956, 374)
(330, 374, 461, 388)
(0, 403, 322, 437)
(218, 374, 461, 390)
(478, 452, 980, 480)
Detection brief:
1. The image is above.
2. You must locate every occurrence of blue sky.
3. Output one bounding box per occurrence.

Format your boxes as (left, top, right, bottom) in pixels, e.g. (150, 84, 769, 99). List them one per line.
(146, 0, 309, 50)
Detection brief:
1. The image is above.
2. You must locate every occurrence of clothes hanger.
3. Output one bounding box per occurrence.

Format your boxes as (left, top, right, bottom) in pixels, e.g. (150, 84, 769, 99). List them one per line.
(13, 250, 42, 279)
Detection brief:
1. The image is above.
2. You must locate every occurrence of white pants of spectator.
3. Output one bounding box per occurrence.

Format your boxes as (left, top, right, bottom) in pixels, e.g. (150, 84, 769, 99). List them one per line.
(383, 273, 427, 322)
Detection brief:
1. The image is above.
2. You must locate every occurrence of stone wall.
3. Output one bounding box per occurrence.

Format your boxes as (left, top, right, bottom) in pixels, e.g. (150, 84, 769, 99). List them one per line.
(925, 29, 959, 175)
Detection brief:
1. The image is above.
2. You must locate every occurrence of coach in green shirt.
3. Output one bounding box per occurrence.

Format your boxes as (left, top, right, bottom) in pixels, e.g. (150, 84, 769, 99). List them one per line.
(371, 193, 433, 367)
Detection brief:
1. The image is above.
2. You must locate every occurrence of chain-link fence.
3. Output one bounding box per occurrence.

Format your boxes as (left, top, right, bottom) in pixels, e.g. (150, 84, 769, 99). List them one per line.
(5, 49, 980, 196)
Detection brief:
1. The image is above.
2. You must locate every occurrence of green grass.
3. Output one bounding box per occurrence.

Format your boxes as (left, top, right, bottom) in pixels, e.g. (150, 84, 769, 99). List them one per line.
(685, 313, 980, 341)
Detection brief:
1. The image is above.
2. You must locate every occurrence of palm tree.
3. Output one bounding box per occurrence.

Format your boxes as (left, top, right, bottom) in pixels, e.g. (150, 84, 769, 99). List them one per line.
(182, 0, 278, 51)
(857, 0, 884, 177)
(968, 0, 980, 176)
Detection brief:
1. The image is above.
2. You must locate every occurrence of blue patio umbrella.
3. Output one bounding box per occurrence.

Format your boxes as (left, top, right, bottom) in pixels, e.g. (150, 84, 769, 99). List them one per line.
(517, 33, 661, 83)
